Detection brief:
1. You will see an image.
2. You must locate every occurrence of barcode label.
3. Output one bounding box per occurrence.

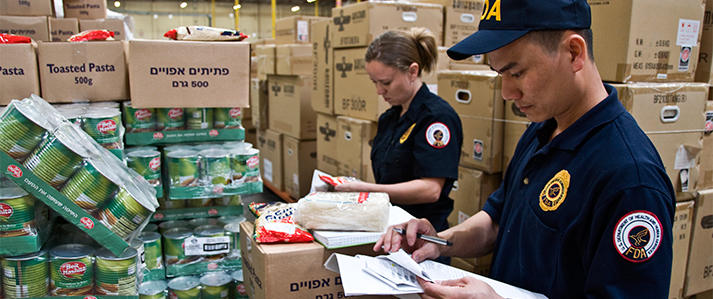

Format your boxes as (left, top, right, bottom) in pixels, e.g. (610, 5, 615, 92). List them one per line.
(184, 236, 231, 255)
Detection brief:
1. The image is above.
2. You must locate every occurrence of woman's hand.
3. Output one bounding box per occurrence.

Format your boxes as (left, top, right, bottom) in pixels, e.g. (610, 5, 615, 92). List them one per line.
(418, 276, 505, 299)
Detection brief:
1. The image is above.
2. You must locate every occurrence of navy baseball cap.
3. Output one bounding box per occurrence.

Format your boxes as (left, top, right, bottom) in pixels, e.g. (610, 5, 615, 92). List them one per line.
(447, 0, 592, 60)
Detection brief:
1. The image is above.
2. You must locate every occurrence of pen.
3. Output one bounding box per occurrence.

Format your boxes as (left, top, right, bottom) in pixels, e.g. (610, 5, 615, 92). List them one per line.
(392, 228, 453, 246)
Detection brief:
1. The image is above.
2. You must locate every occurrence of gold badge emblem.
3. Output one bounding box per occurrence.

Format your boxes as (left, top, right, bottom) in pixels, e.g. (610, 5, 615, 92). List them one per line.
(539, 170, 570, 211)
(400, 123, 416, 144)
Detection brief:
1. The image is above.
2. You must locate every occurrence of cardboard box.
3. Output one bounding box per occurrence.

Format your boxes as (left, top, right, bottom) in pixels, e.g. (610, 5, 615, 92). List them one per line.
(333, 47, 388, 122)
(331, 1, 444, 49)
(448, 63, 491, 71)
(243, 118, 257, 146)
(0, 16, 49, 42)
(449, 54, 486, 67)
(267, 74, 316, 140)
(79, 19, 125, 41)
(62, 0, 106, 19)
(275, 44, 312, 75)
(670, 200, 695, 299)
(683, 189, 713, 297)
(255, 44, 275, 80)
(240, 221, 386, 299)
(274, 16, 328, 45)
(316, 113, 340, 176)
(311, 19, 335, 115)
(447, 166, 501, 228)
(250, 78, 269, 129)
(412, 0, 483, 46)
(336, 116, 377, 183)
(687, 290, 713, 299)
(421, 47, 449, 95)
(0, 0, 52, 16)
(37, 41, 128, 102)
(590, 0, 705, 83)
(701, 101, 713, 190)
(0, 44, 40, 105)
(438, 70, 504, 173)
(128, 40, 250, 108)
(49, 18, 78, 42)
(257, 129, 283, 191)
(502, 100, 530, 171)
(283, 136, 317, 199)
(613, 83, 708, 201)
(695, 0, 713, 84)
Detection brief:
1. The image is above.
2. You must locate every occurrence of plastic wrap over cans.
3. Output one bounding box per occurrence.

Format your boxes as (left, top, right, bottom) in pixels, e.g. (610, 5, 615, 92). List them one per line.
(294, 192, 391, 232)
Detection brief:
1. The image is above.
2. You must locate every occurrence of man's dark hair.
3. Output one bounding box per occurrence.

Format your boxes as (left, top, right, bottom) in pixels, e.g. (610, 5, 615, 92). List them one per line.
(526, 29, 594, 62)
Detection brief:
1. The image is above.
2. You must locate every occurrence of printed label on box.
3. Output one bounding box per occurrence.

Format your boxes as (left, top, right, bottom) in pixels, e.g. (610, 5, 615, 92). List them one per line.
(264, 159, 273, 182)
(676, 19, 700, 47)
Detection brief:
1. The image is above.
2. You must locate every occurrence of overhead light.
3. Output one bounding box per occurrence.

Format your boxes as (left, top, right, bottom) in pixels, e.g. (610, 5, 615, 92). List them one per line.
(229, 12, 234, 18)
(291, 5, 300, 12)
(307, 0, 315, 3)
(168, 14, 173, 19)
(113, 1, 120, 7)
(153, 14, 158, 19)
(179, 2, 187, 8)
(233, 4, 241, 10)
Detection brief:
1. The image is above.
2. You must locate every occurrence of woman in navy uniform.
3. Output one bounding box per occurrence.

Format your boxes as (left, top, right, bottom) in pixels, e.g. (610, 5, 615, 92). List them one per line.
(334, 28, 463, 248)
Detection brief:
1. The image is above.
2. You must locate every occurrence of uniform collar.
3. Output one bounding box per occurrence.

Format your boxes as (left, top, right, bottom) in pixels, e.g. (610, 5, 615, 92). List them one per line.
(386, 83, 431, 122)
(536, 84, 625, 151)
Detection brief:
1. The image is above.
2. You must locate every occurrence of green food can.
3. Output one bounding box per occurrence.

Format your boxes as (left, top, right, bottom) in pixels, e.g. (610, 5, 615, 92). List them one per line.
(137, 232, 163, 271)
(125, 146, 159, 155)
(167, 276, 200, 299)
(230, 269, 249, 299)
(217, 215, 245, 227)
(162, 145, 193, 155)
(96, 185, 154, 239)
(94, 247, 138, 296)
(200, 272, 232, 299)
(0, 187, 35, 237)
(139, 280, 167, 299)
(2, 248, 49, 298)
(123, 102, 156, 134)
(0, 101, 52, 162)
(127, 150, 162, 187)
(162, 228, 193, 266)
(185, 108, 213, 130)
(166, 150, 200, 188)
(156, 108, 185, 131)
(49, 244, 95, 296)
(230, 148, 260, 183)
(223, 141, 252, 150)
(158, 220, 189, 234)
(224, 221, 242, 258)
(213, 108, 242, 129)
(82, 109, 124, 151)
(60, 157, 121, 213)
(132, 239, 146, 274)
(186, 198, 213, 208)
(194, 225, 227, 260)
(187, 218, 218, 228)
(158, 198, 186, 210)
(143, 223, 159, 232)
(22, 124, 89, 189)
(199, 149, 232, 185)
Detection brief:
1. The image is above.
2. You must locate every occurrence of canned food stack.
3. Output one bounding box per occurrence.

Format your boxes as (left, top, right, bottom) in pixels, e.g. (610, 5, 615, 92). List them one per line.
(0, 96, 63, 163)
(94, 247, 139, 296)
(53, 102, 126, 160)
(49, 244, 95, 296)
(164, 143, 260, 191)
(137, 231, 164, 281)
(1, 248, 50, 298)
(122, 102, 244, 133)
(0, 175, 54, 256)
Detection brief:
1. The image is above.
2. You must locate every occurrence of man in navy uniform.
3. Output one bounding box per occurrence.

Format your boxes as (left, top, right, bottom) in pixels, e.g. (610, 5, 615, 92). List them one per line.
(375, 0, 676, 298)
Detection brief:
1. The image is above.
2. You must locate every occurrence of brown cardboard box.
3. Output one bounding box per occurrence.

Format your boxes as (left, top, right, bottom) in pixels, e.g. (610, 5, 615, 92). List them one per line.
(243, 118, 257, 146)
(128, 40, 250, 108)
(670, 200, 695, 299)
(316, 113, 339, 176)
(255, 44, 275, 80)
(0, 0, 52, 16)
(274, 16, 328, 45)
(438, 70, 504, 173)
(502, 100, 530, 171)
(448, 63, 491, 71)
(49, 18, 78, 42)
(267, 74, 316, 140)
(700, 101, 713, 190)
(421, 47, 449, 95)
(333, 47, 388, 122)
(37, 41, 128, 102)
(613, 83, 708, 201)
(590, 0, 705, 82)
(0, 44, 40, 105)
(449, 54, 486, 68)
(0, 16, 49, 42)
(257, 129, 283, 191)
(250, 78, 269, 129)
(79, 19, 125, 41)
(336, 116, 377, 183)
(283, 136, 317, 199)
(62, 0, 106, 19)
(688, 290, 713, 299)
(311, 19, 334, 115)
(695, 0, 713, 84)
(331, 1, 444, 49)
(240, 221, 386, 299)
(411, 0, 483, 46)
(447, 166, 501, 228)
(683, 189, 713, 297)
(275, 44, 312, 75)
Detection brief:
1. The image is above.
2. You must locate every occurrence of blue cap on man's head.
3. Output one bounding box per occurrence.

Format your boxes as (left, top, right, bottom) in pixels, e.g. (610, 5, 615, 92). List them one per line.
(447, 0, 592, 60)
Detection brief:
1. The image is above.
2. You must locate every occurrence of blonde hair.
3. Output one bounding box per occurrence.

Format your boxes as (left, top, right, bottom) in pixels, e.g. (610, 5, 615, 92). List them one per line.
(364, 28, 438, 77)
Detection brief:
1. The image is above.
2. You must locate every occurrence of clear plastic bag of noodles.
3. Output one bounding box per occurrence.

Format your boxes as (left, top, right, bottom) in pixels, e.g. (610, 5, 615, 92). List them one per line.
(294, 192, 391, 232)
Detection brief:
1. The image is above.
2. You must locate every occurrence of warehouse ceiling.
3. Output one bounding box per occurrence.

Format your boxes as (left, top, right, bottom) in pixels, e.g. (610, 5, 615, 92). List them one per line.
(119, 0, 338, 6)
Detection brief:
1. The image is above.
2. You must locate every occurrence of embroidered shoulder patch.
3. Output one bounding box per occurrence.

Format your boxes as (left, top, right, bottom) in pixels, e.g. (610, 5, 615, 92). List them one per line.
(539, 170, 570, 211)
(400, 123, 416, 144)
(613, 211, 663, 263)
(425, 122, 450, 148)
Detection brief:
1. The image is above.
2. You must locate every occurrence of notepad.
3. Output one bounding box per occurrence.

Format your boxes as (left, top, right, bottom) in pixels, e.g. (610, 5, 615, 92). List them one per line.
(312, 205, 415, 249)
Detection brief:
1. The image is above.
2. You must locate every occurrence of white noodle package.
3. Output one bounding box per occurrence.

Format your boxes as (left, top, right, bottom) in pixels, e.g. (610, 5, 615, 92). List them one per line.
(294, 192, 391, 232)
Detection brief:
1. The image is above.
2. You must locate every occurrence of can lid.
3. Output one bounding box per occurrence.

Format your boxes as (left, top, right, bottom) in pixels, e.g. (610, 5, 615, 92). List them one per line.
(143, 223, 159, 232)
(5, 247, 49, 261)
(123, 182, 157, 212)
(96, 246, 138, 260)
(84, 108, 121, 118)
(55, 123, 93, 158)
(163, 145, 193, 153)
(168, 276, 201, 291)
(125, 146, 159, 153)
(200, 272, 233, 287)
(188, 218, 217, 228)
(0, 186, 29, 199)
(194, 225, 224, 237)
(197, 148, 229, 158)
(224, 141, 252, 150)
(138, 231, 161, 243)
(159, 220, 189, 230)
(131, 239, 144, 250)
(140, 280, 168, 296)
(163, 227, 193, 239)
(122, 101, 132, 108)
(166, 149, 198, 159)
(50, 244, 95, 259)
(223, 220, 243, 233)
(231, 269, 244, 282)
(127, 150, 161, 158)
(11, 100, 54, 131)
(87, 156, 124, 186)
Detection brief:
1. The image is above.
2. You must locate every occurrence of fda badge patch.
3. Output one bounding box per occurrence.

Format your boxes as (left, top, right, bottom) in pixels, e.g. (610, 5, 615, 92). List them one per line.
(614, 211, 662, 263)
(539, 170, 570, 211)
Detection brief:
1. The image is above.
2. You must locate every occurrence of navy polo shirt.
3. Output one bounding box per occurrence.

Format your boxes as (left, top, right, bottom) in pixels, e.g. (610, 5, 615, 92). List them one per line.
(371, 83, 463, 232)
(483, 84, 675, 298)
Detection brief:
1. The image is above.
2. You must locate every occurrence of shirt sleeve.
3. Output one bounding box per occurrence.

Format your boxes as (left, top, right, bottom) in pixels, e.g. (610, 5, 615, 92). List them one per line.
(411, 110, 462, 180)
